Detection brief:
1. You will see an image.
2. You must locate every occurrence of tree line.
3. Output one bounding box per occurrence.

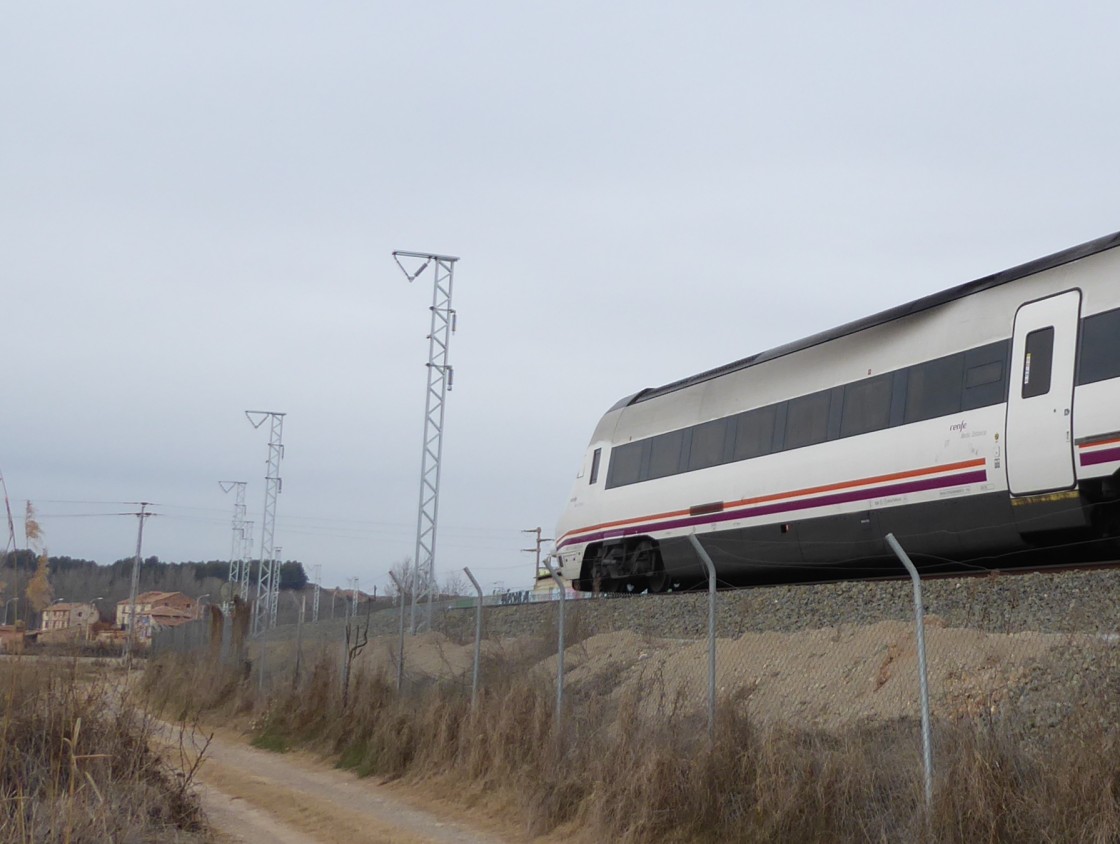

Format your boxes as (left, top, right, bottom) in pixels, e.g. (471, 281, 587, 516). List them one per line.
(0, 551, 309, 626)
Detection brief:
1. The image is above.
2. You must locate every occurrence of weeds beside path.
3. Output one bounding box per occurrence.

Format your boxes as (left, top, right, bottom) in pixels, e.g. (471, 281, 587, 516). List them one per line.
(0, 657, 207, 843)
(163, 723, 512, 844)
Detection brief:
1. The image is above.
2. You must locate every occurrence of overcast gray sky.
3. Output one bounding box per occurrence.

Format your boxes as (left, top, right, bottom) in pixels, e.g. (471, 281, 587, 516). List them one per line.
(3, 2, 1119, 594)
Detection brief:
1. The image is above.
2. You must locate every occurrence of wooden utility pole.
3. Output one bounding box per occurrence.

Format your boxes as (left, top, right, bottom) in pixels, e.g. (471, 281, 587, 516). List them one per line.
(521, 527, 553, 580)
(123, 503, 153, 668)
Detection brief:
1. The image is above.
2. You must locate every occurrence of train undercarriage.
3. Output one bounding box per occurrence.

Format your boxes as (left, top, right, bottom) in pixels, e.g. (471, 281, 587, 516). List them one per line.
(578, 538, 673, 594)
(574, 475, 1120, 595)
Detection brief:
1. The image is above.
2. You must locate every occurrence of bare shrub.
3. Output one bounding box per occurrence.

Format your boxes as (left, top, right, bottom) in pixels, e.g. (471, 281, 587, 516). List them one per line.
(930, 709, 1120, 844)
(0, 658, 207, 842)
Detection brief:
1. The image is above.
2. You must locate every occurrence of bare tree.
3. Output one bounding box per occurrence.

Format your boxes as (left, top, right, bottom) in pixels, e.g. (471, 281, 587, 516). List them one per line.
(341, 600, 370, 707)
(440, 569, 468, 598)
(385, 557, 415, 604)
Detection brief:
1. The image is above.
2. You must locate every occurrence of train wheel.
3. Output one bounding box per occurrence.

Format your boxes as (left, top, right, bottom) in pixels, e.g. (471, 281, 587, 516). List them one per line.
(631, 540, 667, 593)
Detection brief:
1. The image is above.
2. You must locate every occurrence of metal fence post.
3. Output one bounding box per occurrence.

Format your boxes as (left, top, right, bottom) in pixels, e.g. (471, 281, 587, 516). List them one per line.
(225, 611, 230, 662)
(687, 533, 718, 741)
(542, 556, 566, 727)
(293, 595, 305, 688)
(388, 572, 406, 691)
(886, 532, 933, 813)
(258, 636, 266, 695)
(463, 567, 483, 708)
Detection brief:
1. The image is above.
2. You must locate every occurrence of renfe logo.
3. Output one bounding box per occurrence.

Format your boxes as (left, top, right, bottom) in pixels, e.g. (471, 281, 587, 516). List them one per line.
(950, 420, 968, 432)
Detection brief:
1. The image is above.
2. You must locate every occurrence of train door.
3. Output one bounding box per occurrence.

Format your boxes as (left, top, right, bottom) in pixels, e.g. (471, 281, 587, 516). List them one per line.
(1005, 289, 1081, 496)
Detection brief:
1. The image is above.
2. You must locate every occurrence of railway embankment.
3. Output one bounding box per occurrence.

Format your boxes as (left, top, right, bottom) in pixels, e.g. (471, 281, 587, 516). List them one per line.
(425, 566, 1120, 643)
(263, 566, 1120, 677)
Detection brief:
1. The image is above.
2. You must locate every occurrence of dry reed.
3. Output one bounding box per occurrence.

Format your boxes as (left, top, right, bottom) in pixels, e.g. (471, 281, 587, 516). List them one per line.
(0, 658, 207, 843)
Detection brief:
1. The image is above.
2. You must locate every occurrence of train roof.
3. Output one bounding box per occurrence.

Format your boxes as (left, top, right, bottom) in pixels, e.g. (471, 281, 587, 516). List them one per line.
(624, 228, 1120, 408)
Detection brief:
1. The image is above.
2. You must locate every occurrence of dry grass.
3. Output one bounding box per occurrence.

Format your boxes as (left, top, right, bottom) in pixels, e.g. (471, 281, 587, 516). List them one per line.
(144, 637, 1120, 844)
(143, 649, 256, 723)
(0, 658, 208, 843)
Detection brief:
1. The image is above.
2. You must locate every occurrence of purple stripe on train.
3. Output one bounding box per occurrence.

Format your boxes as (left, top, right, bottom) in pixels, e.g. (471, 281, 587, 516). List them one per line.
(566, 469, 988, 548)
(1081, 446, 1120, 467)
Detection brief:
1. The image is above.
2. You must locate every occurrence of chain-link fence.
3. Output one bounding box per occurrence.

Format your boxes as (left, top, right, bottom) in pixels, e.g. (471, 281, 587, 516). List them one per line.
(146, 539, 1120, 837)
(157, 551, 1120, 723)
(151, 541, 1120, 835)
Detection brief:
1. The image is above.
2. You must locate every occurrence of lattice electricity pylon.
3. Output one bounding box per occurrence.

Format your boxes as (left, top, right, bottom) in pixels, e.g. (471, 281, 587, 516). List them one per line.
(219, 481, 247, 609)
(246, 410, 285, 636)
(271, 546, 283, 627)
(312, 563, 321, 623)
(393, 250, 459, 633)
(239, 520, 254, 600)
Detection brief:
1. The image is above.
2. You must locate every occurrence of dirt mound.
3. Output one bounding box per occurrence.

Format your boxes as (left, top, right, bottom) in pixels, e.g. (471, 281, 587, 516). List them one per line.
(354, 621, 1072, 728)
(359, 631, 543, 681)
(545, 621, 1066, 728)
(361, 631, 474, 679)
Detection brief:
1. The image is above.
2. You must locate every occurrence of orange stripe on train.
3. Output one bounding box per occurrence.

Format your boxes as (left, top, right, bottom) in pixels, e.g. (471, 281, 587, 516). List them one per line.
(558, 458, 985, 546)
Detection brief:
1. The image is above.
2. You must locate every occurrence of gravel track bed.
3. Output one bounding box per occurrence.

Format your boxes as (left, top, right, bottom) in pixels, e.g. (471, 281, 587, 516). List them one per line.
(458, 567, 1120, 641)
(281, 566, 1120, 647)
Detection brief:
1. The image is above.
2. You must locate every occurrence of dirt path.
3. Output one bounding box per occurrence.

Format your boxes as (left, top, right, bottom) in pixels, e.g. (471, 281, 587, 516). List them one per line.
(161, 726, 511, 844)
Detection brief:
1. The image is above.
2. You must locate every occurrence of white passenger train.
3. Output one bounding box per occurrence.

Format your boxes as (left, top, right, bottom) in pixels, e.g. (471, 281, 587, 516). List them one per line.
(555, 231, 1120, 592)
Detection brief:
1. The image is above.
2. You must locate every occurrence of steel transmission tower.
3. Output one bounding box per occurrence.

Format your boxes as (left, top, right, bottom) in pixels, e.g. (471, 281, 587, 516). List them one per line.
(239, 520, 254, 600)
(393, 250, 459, 633)
(246, 411, 285, 636)
(220, 481, 247, 609)
(272, 546, 283, 627)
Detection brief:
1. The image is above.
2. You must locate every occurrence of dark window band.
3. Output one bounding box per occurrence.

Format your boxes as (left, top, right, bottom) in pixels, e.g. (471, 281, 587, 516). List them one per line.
(1078, 306, 1120, 386)
(605, 338, 1011, 489)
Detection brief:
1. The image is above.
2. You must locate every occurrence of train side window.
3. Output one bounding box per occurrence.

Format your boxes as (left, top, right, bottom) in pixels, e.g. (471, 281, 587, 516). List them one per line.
(785, 390, 831, 450)
(904, 353, 964, 423)
(827, 386, 845, 440)
(1078, 308, 1120, 385)
(605, 441, 644, 488)
(966, 362, 1002, 387)
(589, 448, 601, 485)
(1022, 327, 1054, 398)
(732, 405, 777, 461)
(889, 369, 909, 427)
(771, 403, 787, 451)
(840, 374, 892, 437)
(687, 419, 729, 471)
(647, 430, 685, 479)
(962, 340, 1009, 410)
